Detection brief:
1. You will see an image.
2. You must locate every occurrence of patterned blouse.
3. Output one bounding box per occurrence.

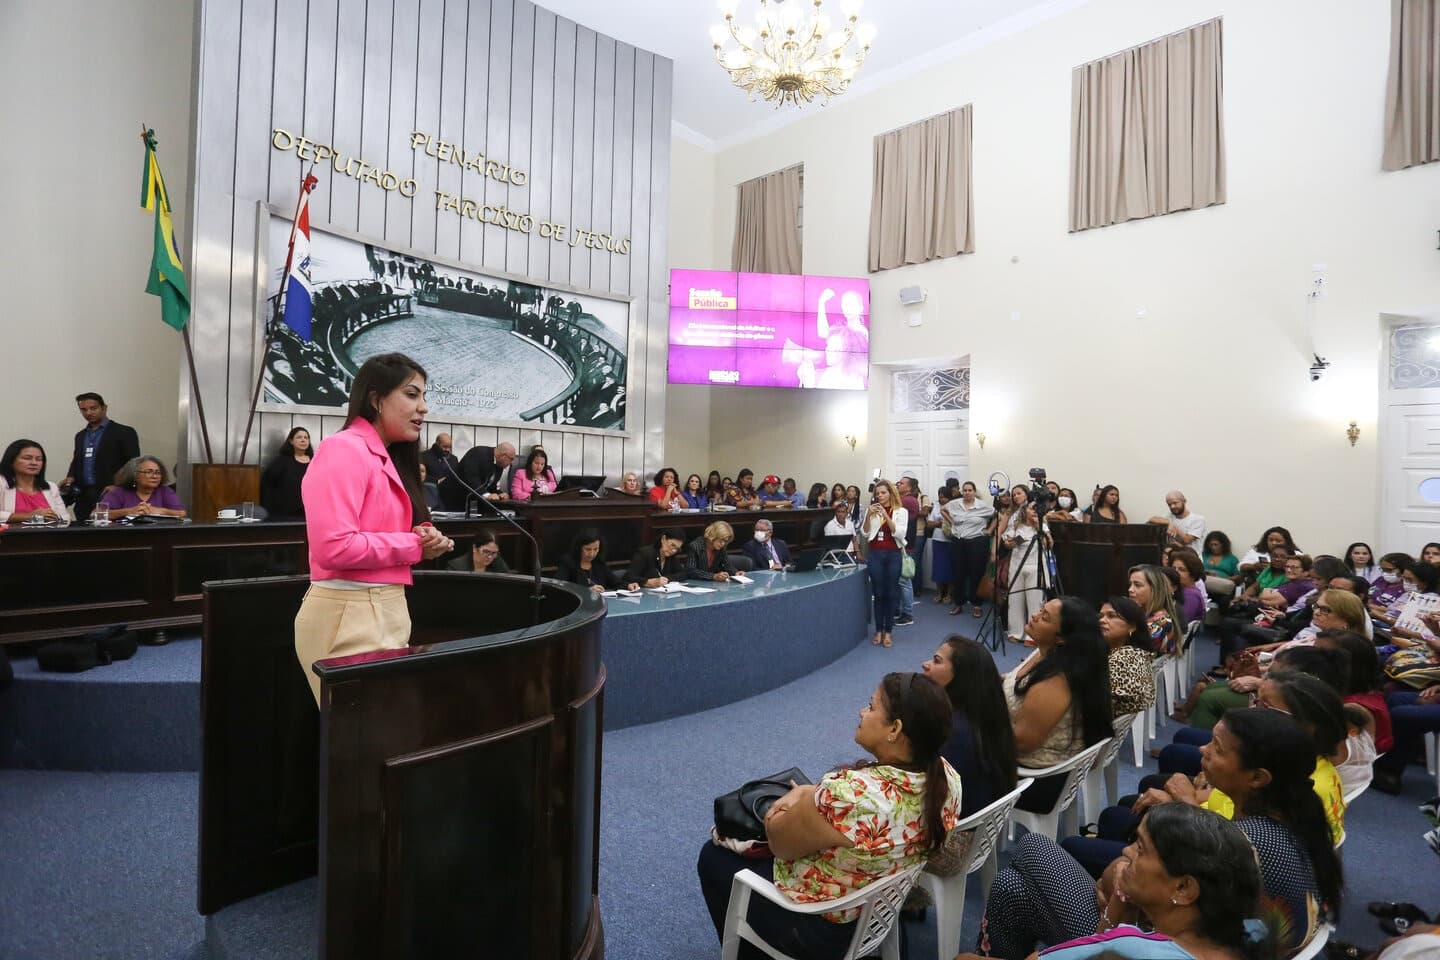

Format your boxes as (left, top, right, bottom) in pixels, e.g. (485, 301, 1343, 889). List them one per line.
(773, 761, 964, 923)
(1146, 611, 1179, 657)
(1233, 815, 1324, 953)
(1002, 652, 1080, 769)
(1108, 645, 1156, 718)
(1041, 926, 1197, 959)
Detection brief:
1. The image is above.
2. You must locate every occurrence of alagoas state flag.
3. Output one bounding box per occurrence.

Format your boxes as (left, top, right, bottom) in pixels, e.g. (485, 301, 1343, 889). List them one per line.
(283, 174, 319, 341)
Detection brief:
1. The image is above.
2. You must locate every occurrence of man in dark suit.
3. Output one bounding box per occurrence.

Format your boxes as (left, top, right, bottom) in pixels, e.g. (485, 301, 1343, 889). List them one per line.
(421, 433, 459, 488)
(62, 392, 141, 522)
(741, 518, 792, 572)
(443, 441, 516, 510)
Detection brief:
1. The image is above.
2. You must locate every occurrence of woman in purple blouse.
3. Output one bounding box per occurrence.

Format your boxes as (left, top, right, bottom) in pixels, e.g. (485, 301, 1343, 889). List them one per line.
(99, 456, 187, 519)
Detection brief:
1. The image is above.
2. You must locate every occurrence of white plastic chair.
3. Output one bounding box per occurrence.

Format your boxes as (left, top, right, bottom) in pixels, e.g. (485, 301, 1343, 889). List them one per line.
(1290, 923, 1332, 960)
(916, 779, 1034, 960)
(720, 862, 923, 960)
(1427, 731, 1440, 796)
(1147, 656, 1175, 741)
(1082, 713, 1140, 823)
(1129, 706, 1149, 767)
(1010, 740, 1109, 840)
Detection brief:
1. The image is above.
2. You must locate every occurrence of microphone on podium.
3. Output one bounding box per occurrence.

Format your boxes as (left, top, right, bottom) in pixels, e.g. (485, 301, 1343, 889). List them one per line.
(441, 459, 545, 603)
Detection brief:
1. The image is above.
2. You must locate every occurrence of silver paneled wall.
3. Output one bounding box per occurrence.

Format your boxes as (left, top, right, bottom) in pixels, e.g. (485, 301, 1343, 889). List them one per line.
(186, 0, 672, 484)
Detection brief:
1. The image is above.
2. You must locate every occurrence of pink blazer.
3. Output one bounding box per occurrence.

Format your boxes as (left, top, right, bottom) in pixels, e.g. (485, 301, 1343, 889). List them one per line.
(511, 468, 556, 501)
(302, 418, 423, 584)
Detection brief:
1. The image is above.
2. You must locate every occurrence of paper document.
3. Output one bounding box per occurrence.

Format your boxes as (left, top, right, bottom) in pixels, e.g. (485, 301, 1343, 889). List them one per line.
(730, 574, 754, 584)
(602, 590, 642, 598)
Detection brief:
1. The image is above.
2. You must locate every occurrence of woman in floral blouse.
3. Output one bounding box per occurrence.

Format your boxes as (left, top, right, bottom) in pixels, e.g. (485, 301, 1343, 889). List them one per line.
(697, 672, 964, 958)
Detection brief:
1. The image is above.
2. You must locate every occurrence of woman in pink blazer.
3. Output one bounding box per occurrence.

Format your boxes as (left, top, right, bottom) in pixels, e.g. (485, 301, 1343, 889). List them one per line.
(510, 447, 558, 500)
(294, 352, 454, 704)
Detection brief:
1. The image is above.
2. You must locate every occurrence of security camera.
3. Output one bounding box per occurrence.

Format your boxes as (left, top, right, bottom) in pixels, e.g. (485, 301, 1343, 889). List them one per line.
(1309, 353, 1330, 382)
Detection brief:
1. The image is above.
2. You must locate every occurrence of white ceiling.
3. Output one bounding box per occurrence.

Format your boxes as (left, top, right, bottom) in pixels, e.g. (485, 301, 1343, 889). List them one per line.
(535, 0, 1085, 151)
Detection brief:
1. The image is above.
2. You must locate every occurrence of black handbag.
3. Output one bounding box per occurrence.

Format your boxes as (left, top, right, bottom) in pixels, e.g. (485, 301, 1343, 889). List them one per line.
(713, 766, 811, 841)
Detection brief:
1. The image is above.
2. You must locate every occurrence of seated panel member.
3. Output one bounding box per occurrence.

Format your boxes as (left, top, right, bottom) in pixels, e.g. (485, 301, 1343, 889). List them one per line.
(685, 521, 736, 581)
(648, 467, 686, 510)
(757, 474, 793, 508)
(742, 518, 793, 571)
(625, 530, 690, 587)
(99, 456, 187, 519)
(511, 447, 557, 500)
(452, 440, 516, 507)
(0, 439, 72, 524)
(445, 529, 511, 573)
(555, 527, 639, 593)
(725, 469, 761, 509)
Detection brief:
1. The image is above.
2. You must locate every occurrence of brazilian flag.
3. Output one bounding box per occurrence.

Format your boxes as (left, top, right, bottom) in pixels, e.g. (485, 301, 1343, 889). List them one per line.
(140, 129, 190, 331)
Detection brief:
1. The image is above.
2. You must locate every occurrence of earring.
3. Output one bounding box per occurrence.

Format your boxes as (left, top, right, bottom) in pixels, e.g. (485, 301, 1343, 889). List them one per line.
(1170, 897, 1178, 905)
(886, 735, 896, 743)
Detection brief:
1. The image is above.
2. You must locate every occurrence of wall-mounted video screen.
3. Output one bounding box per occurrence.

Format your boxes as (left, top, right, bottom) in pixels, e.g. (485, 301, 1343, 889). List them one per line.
(667, 269, 870, 390)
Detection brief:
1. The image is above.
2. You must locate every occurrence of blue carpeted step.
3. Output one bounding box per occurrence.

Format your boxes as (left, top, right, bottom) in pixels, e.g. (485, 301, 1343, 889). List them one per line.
(205, 879, 315, 960)
(0, 638, 201, 772)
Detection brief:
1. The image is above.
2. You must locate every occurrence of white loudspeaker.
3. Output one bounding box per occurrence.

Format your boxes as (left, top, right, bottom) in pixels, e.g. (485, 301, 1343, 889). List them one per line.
(898, 286, 926, 306)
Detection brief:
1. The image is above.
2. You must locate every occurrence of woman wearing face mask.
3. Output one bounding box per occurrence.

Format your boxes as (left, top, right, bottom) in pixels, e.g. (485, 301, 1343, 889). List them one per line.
(1372, 560, 1440, 642)
(1369, 552, 1414, 612)
(946, 481, 995, 618)
(1044, 487, 1082, 524)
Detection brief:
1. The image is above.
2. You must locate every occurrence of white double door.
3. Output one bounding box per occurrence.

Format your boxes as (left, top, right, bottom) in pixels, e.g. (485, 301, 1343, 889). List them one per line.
(1381, 319, 1440, 551)
(889, 413, 969, 584)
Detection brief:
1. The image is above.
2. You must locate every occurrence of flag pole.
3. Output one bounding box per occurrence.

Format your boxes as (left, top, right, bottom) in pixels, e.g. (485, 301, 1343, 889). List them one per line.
(143, 123, 214, 464)
(238, 161, 317, 465)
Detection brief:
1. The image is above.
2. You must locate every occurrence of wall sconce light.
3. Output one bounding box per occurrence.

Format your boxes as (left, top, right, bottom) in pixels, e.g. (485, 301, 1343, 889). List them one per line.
(1346, 421, 1360, 447)
(843, 434, 858, 451)
(975, 432, 986, 450)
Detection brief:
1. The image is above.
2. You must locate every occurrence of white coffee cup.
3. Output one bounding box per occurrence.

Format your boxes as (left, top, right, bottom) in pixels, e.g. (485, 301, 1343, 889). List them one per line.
(218, 508, 239, 520)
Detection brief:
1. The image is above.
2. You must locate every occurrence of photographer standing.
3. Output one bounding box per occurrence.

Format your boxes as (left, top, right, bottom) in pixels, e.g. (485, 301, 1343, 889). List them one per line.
(862, 479, 908, 648)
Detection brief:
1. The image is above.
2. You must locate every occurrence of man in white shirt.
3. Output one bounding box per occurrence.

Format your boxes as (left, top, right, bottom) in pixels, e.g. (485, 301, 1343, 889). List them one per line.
(1149, 490, 1204, 547)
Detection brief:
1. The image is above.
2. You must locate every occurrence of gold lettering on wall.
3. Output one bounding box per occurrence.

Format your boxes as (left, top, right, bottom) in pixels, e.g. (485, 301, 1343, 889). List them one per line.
(269, 127, 627, 255)
(271, 128, 419, 197)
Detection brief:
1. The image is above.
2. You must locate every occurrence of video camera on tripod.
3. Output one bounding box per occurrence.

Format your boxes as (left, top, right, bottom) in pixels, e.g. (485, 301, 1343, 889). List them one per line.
(1025, 467, 1054, 515)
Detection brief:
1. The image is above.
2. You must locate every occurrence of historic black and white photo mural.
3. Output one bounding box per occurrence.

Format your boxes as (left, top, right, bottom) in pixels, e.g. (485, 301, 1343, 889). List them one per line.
(259, 218, 630, 431)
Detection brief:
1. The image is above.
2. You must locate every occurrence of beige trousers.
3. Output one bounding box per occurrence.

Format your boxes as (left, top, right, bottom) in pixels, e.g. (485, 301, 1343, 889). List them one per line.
(293, 584, 411, 704)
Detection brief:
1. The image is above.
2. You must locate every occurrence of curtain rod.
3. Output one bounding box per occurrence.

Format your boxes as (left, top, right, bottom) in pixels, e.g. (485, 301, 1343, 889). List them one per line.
(1080, 15, 1221, 67)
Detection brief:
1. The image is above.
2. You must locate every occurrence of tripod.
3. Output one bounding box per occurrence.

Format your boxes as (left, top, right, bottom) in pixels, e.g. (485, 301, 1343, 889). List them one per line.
(975, 507, 1062, 654)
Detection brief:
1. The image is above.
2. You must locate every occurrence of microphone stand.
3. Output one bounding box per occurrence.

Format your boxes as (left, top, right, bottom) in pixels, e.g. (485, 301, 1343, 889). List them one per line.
(441, 459, 546, 616)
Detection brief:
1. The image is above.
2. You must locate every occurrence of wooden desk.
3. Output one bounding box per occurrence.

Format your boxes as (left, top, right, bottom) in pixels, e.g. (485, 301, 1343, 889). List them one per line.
(0, 518, 519, 645)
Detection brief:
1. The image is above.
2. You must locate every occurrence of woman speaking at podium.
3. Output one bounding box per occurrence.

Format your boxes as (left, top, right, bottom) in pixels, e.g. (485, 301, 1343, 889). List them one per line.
(293, 352, 454, 704)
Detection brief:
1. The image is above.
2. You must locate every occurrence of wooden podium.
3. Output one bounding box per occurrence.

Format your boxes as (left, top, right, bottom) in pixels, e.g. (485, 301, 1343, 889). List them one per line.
(1049, 523, 1166, 608)
(199, 572, 606, 959)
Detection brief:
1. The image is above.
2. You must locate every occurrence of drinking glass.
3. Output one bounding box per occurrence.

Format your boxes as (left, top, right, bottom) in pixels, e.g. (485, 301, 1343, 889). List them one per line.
(93, 504, 111, 526)
(241, 501, 256, 522)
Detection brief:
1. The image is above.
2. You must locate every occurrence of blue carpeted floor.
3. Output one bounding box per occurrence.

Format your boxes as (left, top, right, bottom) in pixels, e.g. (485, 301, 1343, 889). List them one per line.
(1, 596, 1438, 960)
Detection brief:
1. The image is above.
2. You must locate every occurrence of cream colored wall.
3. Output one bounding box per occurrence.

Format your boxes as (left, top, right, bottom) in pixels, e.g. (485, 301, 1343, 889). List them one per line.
(662, 137, 716, 476)
(0, 0, 192, 478)
(685, 0, 1440, 552)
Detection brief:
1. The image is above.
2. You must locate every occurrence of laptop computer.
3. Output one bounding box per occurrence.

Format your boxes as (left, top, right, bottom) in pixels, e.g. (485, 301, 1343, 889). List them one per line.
(556, 474, 605, 493)
(789, 548, 826, 572)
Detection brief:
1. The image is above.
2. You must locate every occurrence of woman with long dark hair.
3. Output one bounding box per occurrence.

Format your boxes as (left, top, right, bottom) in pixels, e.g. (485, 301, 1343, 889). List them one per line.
(920, 636, 1018, 818)
(0, 439, 70, 524)
(510, 447, 557, 500)
(259, 426, 313, 520)
(681, 473, 708, 510)
(704, 470, 725, 504)
(698, 672, 964, 959)
(1084, 485, 1126, 524)
(1003, 596, 1113, 812)
(294, 353, 453, 704)
(1099, 596, 1157, 718)
(555, 527, 639, 592)
(987, 709, 1337, 959)
(1343, 541, 1378, 582)
(963, 804, 1264, 960)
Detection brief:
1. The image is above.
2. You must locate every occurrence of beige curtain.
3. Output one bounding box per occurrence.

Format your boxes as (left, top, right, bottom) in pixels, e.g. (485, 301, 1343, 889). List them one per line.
(1069, 18, 1225, 232)
(1383, 0, 1440, 171)
(732, 166, 803, 273)
(867, 105, 974, 272)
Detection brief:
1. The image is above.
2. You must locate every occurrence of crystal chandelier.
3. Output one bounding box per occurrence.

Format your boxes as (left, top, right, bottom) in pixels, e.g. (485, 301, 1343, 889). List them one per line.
(709, 0, 877, 108)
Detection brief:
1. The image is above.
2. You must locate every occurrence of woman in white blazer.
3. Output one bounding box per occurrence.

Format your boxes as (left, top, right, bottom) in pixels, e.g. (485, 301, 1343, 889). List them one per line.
(1, 439, 73, 524)
(861, 478, 908, 647)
